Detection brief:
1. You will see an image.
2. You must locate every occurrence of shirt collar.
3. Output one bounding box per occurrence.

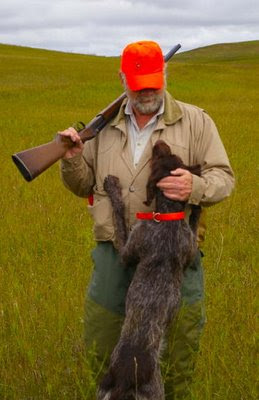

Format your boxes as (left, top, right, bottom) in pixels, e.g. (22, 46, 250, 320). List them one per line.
(124, 99, 165, 130)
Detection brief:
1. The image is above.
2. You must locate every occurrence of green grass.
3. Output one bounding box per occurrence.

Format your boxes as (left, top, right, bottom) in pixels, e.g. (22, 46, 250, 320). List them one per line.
(0, 41, 258, 399)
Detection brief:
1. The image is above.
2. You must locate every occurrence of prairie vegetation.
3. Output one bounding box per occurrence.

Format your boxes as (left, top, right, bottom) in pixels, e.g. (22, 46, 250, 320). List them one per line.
(0, 41, 258, 399)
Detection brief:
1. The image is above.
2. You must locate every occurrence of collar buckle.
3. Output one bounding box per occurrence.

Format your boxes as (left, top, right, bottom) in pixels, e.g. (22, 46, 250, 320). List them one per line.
(153, 212, 161, 223)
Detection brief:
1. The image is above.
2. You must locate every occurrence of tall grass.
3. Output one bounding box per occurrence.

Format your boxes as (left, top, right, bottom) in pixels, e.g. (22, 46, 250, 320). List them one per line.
(0, 41, 258, 399)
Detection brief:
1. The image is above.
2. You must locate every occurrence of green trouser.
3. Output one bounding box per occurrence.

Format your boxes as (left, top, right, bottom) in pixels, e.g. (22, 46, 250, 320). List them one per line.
(85, 242, 205, 399)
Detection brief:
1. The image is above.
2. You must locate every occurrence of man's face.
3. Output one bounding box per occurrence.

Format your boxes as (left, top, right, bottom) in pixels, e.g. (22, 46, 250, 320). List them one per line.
(126, 87, 165, 115)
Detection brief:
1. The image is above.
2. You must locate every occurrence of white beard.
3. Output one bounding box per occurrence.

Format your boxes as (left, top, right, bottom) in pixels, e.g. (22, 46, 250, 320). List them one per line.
(132, 92, 163, 115)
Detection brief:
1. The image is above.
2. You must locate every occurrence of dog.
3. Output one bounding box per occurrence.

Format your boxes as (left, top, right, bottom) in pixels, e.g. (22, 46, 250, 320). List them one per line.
(97, 140, 201, 400)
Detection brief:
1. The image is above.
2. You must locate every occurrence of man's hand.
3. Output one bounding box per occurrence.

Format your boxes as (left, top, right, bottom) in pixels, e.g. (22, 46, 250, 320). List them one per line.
(58, 127, 84, 159)
(156, 168, 193, 201)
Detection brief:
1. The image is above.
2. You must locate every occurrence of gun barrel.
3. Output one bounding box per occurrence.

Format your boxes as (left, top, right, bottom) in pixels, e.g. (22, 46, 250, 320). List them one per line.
(164, 44, 181, 61)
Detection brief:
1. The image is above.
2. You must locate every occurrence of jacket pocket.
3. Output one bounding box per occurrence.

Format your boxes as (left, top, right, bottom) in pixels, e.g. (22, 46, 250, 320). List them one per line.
(87, 194, 115, 241)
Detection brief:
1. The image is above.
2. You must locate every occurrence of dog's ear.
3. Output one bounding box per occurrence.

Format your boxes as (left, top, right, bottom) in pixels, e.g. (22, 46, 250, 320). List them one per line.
(185, 164, 201, 177)
(143, 141, 172, 206)
(143, 179, 157, 206)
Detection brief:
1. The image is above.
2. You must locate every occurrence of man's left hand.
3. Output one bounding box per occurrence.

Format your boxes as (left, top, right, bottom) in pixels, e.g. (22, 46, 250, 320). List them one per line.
(156, 168, 193, 201)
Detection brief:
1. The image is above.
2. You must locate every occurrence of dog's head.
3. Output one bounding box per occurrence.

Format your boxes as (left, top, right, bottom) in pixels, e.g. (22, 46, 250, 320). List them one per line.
(144, 140, 201, 206)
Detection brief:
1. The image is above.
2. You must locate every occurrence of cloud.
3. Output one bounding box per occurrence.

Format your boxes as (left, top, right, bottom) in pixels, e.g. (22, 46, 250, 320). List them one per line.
(0, 0, 258, 55)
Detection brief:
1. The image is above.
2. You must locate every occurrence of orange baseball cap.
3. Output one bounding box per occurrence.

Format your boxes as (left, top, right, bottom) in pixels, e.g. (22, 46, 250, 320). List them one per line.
(120, 41, 165, 91)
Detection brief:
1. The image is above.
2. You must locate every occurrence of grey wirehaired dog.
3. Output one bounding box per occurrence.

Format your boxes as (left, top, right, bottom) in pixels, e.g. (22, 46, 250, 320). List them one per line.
(97, 140, 201, 400)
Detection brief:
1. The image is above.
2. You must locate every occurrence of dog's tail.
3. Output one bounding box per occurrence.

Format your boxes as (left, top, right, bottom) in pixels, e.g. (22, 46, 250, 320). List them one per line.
(103, 175, 128, 249)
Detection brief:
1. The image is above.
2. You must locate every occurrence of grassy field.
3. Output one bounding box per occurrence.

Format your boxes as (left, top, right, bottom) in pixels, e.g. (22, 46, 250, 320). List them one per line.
(0, 41, 258, 399)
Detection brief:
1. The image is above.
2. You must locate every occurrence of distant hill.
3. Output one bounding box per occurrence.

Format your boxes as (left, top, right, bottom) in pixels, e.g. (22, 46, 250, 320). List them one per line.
(0, 40, 259, 63)
(175, 40, 259, 63)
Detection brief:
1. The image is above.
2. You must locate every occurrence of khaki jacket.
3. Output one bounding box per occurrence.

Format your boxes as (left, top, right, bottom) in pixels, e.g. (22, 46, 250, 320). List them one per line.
(61, 91, 234, 245)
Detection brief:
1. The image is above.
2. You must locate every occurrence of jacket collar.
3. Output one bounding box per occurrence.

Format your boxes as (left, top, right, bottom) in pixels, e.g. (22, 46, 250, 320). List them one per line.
(111, 90, 183, 130)
(163, 91, 183, 125)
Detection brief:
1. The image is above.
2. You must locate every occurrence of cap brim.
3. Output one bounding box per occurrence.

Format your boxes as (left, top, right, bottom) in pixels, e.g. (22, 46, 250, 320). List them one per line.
(126, 71, 164, 91)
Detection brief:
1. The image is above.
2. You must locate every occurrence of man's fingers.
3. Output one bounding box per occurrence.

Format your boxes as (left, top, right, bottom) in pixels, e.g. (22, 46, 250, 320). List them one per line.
(157, 177, 183, 188)
(163, 192, 181, 200)
(170, 168, 185, 176)
(58, 127, 82, 143)
(163, 188, 190, 201)
(58, 127, 77, 135)
(156, 169, 193, 201)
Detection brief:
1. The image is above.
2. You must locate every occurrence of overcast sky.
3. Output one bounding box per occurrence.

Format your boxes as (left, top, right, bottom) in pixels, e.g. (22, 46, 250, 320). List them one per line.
(0, 0, 258, 56)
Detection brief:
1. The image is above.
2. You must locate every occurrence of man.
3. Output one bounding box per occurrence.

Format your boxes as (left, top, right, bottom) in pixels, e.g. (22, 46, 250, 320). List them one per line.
(59, 41, 234, 399)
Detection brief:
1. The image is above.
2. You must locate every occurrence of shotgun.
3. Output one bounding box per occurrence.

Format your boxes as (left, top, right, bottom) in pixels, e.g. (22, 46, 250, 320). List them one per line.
(12, 44, 181, 182)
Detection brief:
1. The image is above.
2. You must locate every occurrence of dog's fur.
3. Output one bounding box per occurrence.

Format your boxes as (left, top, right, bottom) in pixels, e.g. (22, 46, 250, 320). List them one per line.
(97, 140, 201, 400)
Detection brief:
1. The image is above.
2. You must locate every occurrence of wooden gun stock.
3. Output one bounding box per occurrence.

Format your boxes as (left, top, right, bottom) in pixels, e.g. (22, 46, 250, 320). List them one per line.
(12, 93, 126, 181)
(12, 44, 181, 182)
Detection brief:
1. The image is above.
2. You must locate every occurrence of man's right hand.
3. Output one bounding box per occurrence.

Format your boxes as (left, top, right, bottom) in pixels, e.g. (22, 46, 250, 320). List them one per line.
(58, 127, 84, 159)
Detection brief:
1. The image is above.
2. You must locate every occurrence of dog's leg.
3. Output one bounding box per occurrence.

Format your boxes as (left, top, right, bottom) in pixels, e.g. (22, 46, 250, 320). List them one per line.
(104, 175, 128, 248)
(138, 367, 165, 400)
(119, 222, 148, 268)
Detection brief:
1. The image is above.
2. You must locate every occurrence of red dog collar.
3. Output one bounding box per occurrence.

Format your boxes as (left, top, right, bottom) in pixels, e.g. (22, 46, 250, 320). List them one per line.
(136, 211, 185, 222)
